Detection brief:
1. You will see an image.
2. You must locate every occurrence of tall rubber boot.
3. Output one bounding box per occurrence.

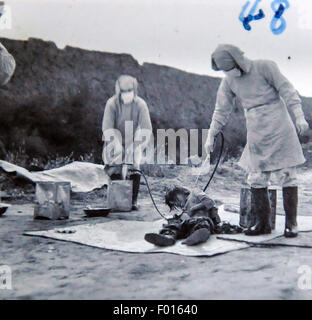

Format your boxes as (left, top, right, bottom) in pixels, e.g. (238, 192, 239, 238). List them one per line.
(244, 187, 272, 236)
(130, 173, 141, 211)
(145, 229, 178, 247)
(283, 186, 298, 238)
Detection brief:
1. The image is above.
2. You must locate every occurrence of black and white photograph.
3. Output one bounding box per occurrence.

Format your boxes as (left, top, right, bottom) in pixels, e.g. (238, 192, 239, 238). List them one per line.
(1, 0, 312, 305)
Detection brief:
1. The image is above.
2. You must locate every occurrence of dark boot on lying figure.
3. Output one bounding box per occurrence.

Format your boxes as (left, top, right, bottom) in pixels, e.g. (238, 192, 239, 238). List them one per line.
(144, 229, 178, 247)
(182, 228, 211, 246)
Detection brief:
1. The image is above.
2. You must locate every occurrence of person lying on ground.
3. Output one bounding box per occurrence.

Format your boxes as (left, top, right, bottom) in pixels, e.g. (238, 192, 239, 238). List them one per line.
(144, 185, 243, 247)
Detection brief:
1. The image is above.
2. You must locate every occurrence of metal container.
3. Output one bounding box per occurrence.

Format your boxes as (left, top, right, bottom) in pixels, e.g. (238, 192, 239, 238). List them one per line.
(84, 207, 111, 217)
(107, 180, 133, 212)
(239, 188, 277, 230)
(34, 181, 71, 220)
(0, 204, 10, 217)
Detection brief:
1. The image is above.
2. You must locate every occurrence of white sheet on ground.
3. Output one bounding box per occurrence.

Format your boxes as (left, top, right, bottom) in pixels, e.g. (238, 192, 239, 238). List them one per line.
(218, 205, 312, 244)
(0, 160, 108, 192)
(24, 218, 249, 257)
(264, 233, 312, 248)
(23, 205, 312, 255)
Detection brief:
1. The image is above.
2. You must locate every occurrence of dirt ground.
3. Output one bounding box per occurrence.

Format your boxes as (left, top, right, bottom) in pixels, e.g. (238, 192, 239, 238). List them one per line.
(1, 161, 312, 300)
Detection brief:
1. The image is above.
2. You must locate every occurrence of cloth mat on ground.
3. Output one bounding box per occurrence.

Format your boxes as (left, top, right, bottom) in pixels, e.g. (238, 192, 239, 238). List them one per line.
(0, 160, 108, 192)
(24, 218, 249, 257)
(217, 206, 312, 245)
(24, 206, 312, 256)
(264, 232, 312, 248)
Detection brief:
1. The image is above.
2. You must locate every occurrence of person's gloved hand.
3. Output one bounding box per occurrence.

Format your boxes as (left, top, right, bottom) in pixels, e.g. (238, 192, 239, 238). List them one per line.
(125, 142, 142, 165)
(102, 138, 123, 165)
(204, 129, 218, 154)
(108, 139, 123, 164)
(296, 117, 309, 135)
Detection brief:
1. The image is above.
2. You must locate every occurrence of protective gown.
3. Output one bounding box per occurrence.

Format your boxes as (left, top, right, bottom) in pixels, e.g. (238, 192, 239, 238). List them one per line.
(102, 76, 152, 174)
(210, 44, 305, 172)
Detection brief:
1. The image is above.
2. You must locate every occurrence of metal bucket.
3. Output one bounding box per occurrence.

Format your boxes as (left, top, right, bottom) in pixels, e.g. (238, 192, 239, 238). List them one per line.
(107, 180, 133, 212)
(239, 188, 277, 230)
(34, 181, 71, 220)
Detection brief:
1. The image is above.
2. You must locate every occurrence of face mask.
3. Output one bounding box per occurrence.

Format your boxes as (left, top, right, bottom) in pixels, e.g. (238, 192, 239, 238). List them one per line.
(121, 91, 134, 104)
(223, 68, 242, 78)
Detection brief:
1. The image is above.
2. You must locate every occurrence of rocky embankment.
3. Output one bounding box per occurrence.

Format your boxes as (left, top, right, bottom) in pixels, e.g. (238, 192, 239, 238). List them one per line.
(0, 37, 311, 163)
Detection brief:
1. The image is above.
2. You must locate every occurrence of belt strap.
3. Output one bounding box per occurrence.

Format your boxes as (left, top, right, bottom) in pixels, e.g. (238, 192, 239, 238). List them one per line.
(246, 98, 280, 112)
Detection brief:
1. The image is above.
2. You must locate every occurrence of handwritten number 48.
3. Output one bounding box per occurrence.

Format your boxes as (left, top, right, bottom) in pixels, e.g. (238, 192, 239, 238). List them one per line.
(239, 0, 290, 35)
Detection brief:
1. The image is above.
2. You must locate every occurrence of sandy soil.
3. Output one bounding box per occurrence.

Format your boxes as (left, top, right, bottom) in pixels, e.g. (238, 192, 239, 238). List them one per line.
(1, 162, 312, 300)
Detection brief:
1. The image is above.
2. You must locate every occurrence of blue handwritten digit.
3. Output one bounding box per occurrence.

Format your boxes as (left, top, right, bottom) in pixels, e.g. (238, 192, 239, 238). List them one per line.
(270, 0, 290, 35)
(239, 0, 265, 31)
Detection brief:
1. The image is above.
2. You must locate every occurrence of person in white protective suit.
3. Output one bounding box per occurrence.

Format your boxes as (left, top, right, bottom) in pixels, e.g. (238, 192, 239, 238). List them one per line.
(205, 44, 309, 237)
(0, 42, 15, 86)
(102, 75, 153, 210)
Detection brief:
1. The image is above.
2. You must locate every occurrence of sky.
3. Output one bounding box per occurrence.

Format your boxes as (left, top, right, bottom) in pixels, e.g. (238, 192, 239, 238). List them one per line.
(2, 0, 312, 96)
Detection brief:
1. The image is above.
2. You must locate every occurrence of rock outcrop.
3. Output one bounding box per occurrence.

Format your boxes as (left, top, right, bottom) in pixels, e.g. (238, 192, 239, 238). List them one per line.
(0, 37, 310, 163)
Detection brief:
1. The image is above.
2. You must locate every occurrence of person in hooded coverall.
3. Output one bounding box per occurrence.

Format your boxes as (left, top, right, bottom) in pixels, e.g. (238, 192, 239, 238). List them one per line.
(205, 44, 309, 237)
(0, 42, 15, 86)
(102, 75, 153, 210)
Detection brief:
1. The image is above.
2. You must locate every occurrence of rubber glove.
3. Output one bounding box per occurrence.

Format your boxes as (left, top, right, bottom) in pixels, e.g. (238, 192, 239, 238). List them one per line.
(204, 129, 218, 154)
(296, 116, 309, 135)
(102, 138, 123, 165)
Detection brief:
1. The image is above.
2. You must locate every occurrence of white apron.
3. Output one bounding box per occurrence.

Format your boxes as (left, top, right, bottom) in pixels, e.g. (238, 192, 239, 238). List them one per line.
(238, 99, 305, 172)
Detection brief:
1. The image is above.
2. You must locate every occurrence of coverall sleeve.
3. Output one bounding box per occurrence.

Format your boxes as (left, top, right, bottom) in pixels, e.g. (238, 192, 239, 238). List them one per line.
(262, 60, 304, 119)
(210, 78, 235, 134)
(197, 194, 215, 211)
(102, 99, 116, 140)
(138, 100, 153, 131)
(0, 42, 8, 52)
